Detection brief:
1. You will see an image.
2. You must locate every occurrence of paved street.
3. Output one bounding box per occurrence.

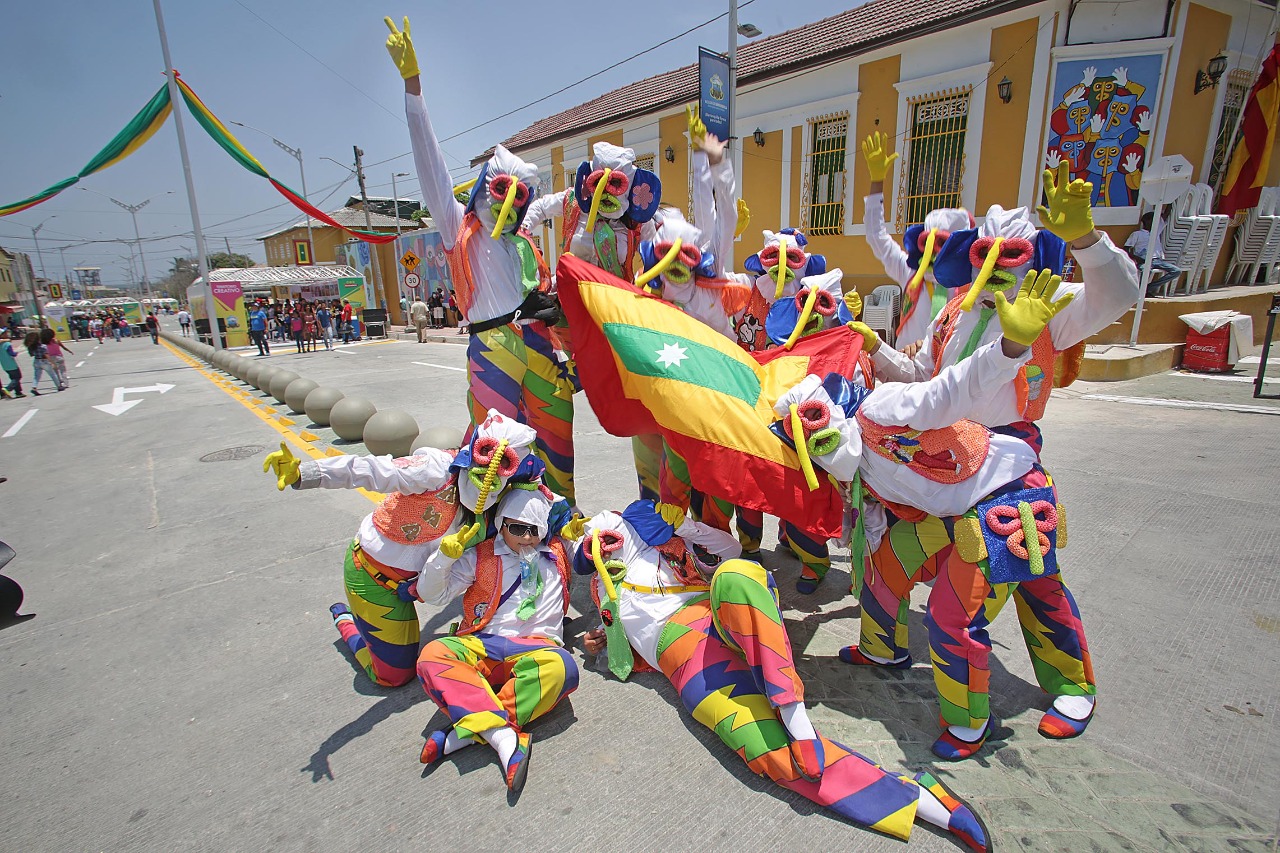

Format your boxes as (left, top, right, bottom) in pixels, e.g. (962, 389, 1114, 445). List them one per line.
(0, 320, 1276, 852)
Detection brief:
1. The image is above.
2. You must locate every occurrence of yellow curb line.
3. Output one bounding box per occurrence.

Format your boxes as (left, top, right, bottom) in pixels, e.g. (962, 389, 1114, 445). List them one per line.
(160, 339, 382, 505)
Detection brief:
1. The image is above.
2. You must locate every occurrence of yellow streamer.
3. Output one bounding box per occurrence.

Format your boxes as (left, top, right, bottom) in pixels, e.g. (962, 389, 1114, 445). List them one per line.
(773, 234, 789, 300)
(472, 438, 508, 513)
(489, 181, 520, 239)
(583, 166, 612, 234)
(908, 227, 938, 291)
(591, 531, 619, 602)
(635, 237, 682, 290)
(453, 177, 478, 195)
(783, 283, 822, 351)
(960, 236, 1003, 312)
(789, 404, 820, 491)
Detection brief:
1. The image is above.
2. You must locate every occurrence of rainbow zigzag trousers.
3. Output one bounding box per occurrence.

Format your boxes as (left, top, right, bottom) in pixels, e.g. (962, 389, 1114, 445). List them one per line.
(656, 560, 920, 840)
(416, 633, 579, 739)
(466, 322, 575, 503)
(334, 542, 419, 687)
(858, 467, 1096, 728)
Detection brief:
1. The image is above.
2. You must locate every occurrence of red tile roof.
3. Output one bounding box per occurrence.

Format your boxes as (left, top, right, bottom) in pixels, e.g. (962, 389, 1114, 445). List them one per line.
(496, 0, 1027, 156)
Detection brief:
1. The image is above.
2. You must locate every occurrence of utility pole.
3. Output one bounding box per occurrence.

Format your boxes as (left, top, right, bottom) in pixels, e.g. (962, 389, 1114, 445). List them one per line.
(29, 218, 53, 328)
(224, 237, 232, 255)
(391, 171, 411, 236)
(727, 0, 740, 268)
(58, 247, 71, 287)
(112, 198, 154, 309)
(353, 145, 388, 318)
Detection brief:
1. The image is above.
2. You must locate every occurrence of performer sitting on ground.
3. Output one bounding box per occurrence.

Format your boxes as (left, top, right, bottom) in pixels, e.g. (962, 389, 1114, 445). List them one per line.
(575, 500, 990, 852)
(412, 486, 576, 794)
(262, 411, 546, 688)
(843, 163, 1140, 757)
(386, 16, 575, 505)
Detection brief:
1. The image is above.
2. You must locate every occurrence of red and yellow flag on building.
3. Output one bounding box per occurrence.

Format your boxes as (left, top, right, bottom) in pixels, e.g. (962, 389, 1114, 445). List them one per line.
(1220, 41, 1280, 218)
(556, 253, 859, 538)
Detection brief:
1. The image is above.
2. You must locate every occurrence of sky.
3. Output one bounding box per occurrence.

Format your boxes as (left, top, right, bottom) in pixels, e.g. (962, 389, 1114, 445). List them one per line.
(0, 0, 866, 290)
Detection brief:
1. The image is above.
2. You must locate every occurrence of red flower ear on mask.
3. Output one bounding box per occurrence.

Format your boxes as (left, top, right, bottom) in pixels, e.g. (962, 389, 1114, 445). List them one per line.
(488, 174, 530, 207)
(968, 235, 1034, 269)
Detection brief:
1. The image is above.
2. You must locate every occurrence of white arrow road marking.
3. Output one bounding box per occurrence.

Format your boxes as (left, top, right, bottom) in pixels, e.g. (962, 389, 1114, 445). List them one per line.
(3, 410, 37, 437)
(75, 361, 85, 368)
(411, 361, 466, 372)
(93, 383, 176, 416)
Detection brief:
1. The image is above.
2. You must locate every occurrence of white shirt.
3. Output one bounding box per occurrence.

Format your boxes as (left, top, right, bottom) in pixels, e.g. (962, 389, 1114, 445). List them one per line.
(297, 449, 458, 572)
(580, 512, 741, 670)
(869, 233, 1140, 428)
(418, 538, 566, 644)
(177, 311, 191, 324)
(406, 93, 528, 325)
(864, 192, 937, 347)
(1123, 223, 1163, 260)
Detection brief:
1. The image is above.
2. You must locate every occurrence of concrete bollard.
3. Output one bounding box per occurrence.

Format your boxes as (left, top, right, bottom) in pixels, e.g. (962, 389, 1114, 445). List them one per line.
(244, 363, 263, 388)
(418, 425, 466, 451)
(303, 387, 344, 426)
(362, 409, 420, 457)
(329, 396, 376, 441)
(283, 378, 319, 414)
(254, 366, 281, 393)
(269, 370, 301, 404)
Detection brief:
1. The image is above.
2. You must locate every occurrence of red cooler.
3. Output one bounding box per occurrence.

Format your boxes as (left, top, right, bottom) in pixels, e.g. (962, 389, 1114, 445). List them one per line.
(1182, 326, 1231, 372)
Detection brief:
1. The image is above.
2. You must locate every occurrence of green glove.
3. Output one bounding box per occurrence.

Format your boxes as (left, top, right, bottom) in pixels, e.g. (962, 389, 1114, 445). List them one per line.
(847, 321, 880, 353)
(263, 441, 300, 491)
(994, 269, 1075, 347)
(861, 132, 899, 183)
(384, 16, 420, 80)
(1036, 161, 1095, 242)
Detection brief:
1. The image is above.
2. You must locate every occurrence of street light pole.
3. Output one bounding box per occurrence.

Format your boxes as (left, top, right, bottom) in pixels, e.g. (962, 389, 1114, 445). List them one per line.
(727, 0, 740, 268)
(391, 171, 411, 236)
(29, 217, 53, 327)
(230, 122, 314, 252)
(114, 198, 153, 308)
(352, 146, 388, 316)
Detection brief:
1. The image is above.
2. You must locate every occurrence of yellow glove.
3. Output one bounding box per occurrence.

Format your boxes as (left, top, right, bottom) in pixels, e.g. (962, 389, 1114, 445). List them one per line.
(861, 132, 899, 183)
(440, 521, 481, 559)
(655, 502, 685, 528)
(263, 441, 300, 491)
(994, 269, 1075, 347)
(1036, 161, 1094, 242)
(384, 16, 420, 80)
(686, 105, 707, 147)
(560, 515, 587, 541)
(843, 289, 862, 319)
(847, 321, 880, 353)
(734, 197, 751, 239)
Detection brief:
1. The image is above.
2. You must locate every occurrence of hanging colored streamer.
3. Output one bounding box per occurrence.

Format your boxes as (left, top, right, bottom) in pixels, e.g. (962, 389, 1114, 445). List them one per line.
(0, 84, 173, 217)
(173, 74, 397, 244)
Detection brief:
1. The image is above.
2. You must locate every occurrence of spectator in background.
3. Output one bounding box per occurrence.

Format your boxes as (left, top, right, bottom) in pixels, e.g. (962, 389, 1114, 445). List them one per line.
(1124, 211, 1182, 298)
(316, 303, 334, 351)
(410, 294, 429, 343)
(0, 331, 23, 398)
(249, 301, 271, 356)
(177, 308, 192, 337)
(145, 312, 160, 345)
(291, 309, 305, 354)
(341, 300, 354, 345)
(41, 328, 70, 389)
(23, 331, 54, 396)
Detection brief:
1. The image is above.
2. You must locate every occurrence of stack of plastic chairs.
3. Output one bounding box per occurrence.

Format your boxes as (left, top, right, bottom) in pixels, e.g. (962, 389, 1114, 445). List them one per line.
(1156, 185, 1215, 296)
(1225, 186, 1280, 284)
(861, 284, 901, 347)
(1186, 184, 1229, 293)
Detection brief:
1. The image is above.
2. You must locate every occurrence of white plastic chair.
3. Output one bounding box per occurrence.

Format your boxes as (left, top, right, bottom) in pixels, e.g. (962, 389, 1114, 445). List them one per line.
(862, 283, 901, 347)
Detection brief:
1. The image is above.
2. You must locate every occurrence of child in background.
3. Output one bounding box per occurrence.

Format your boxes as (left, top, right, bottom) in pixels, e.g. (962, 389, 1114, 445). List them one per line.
(0, 331, 24, 398)
(42, 329, 71, 390)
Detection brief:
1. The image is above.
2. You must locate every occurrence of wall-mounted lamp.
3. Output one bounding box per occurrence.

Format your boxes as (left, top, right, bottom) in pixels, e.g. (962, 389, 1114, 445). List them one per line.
(753, 128, 766, 147)
(664, 145, 675, 163)
(997, 76, 1013, 104)
(1194, 52, 1229, 94)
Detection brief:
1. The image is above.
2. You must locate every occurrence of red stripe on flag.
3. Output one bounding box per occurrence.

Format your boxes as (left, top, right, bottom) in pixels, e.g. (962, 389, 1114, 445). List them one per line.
(1220, 42, 1280, 217)
(268, 180, 398, 244)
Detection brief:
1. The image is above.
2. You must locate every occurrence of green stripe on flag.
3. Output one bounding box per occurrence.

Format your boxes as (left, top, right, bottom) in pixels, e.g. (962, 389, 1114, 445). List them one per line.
(602, 322, 760, 406)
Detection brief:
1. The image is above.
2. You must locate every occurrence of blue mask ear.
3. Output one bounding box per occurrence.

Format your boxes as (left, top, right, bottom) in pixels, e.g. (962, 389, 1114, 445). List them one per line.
(764, 297, 800, 346)
(932, 226, 979, 289)
(638, 240, 659, 272)
(1032, 231, 1066, 276)
(574, 161, 592, 213)
(744, 253, 766, 276)
(780, 227, 809, 249)
(820, 373, 872, 417)
(621, 499, 675, 545)
(694, 249, 717, 279)
(903, 224, 926, 268)
(804, 254, 827, 277)
(465, 163, 491, 219)
(627, 169, 662, 223)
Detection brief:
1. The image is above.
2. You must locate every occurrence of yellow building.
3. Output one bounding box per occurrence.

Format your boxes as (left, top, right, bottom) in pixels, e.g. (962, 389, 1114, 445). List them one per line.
(257, 201, 418, 325)
(0, 247, 18, 311)
(498, 0, 1279, 308)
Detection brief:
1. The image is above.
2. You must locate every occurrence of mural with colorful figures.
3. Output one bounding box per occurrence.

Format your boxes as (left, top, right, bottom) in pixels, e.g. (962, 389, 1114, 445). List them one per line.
(1045, 52, 1165, 209)
(393, 229, 453, 303)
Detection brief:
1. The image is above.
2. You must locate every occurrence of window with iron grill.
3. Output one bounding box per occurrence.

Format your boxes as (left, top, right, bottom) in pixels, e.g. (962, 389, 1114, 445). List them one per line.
(1208, 69, 1256, 195)
(898, 87, 971, 229)
(634, 153, 655, 172)
(803, 113, 849, 236)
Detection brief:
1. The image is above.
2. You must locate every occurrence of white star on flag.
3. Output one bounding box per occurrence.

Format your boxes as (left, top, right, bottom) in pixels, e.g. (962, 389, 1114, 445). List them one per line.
(654, 342, 689, 368)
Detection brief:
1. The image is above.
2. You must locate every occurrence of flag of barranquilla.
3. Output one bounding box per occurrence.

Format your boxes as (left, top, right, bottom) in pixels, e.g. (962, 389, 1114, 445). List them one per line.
(556, 253, 861, 539)
(1220, 40, 1280, 218)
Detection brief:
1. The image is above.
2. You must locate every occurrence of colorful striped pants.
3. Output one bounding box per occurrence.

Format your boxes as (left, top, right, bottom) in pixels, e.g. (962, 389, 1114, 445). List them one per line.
(657, 560, 919, 840)
(416, 633, 579, 739)
(858, 468, 1096, 728)
(334, 542, 420, 687)
(466, 322, 576, 503)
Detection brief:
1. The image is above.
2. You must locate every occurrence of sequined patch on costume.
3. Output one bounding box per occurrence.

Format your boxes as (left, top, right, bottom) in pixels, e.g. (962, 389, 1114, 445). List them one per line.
(974, 485, 1061, 583)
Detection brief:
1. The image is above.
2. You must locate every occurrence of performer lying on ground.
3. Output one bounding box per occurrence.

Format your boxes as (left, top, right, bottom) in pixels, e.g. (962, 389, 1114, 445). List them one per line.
(575, 501, 990, 852)
(261, 411, 546, 688)
(844, 164, 1140, 757)
(412, 486, 576, 794)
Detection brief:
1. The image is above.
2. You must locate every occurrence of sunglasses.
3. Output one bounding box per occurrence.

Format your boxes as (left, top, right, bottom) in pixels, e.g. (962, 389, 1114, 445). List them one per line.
(758, 244, 807, 270)
(583, 168, 630, 197)
(504, 521, 539, 538)
(968, 236, 1034, 269)
(488, 174, 530, 207)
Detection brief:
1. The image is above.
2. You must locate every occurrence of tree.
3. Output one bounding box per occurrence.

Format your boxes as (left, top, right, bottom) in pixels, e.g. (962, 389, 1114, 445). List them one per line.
(156, 256, 198, 300)
(207, 251, 255, 269)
